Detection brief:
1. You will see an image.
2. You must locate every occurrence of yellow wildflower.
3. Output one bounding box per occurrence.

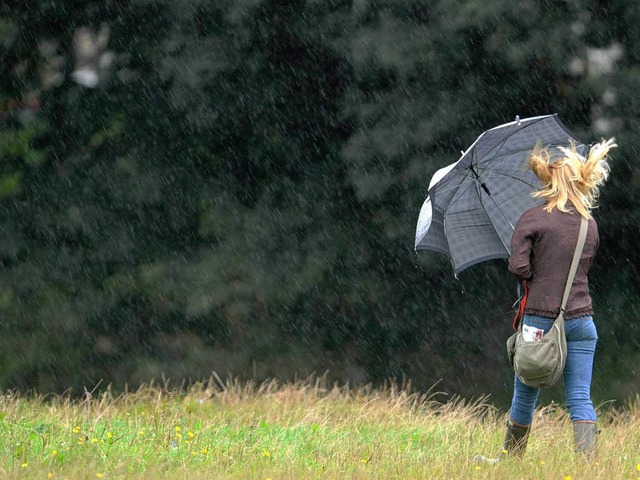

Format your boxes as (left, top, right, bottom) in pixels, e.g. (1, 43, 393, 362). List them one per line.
(73, 427, 80, 434)
(52, 450, 58, 456)
(48, 474, 54, 479)
(21, 463, 27, 468)
(188, 431, 195, 438)
(96, 474, 103, 479)
(262, 449, 270, 458)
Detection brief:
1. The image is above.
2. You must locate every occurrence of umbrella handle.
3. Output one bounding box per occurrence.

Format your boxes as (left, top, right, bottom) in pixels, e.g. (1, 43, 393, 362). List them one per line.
(511, 281, 529, 331)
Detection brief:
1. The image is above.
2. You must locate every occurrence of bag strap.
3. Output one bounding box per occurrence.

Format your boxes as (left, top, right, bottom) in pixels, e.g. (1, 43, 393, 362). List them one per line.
(559, 217, 589, 314)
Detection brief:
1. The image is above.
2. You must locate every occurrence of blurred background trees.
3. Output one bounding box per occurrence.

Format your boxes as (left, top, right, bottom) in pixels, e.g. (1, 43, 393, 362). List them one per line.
(0, 0, 638, 407)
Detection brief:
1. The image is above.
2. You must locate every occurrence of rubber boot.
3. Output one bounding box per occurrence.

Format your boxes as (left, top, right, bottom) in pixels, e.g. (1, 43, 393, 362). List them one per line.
(502, 418, 530, 457)
(573, 422, 597, 458)
(474, 419, 530, 464)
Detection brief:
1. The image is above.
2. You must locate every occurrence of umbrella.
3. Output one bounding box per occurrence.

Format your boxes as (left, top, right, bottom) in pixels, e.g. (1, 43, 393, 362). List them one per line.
(415, 114, 588, 275)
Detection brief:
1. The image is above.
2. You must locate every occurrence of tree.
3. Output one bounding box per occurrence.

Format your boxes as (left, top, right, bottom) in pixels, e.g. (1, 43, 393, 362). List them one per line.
(0, 0, 638, 405)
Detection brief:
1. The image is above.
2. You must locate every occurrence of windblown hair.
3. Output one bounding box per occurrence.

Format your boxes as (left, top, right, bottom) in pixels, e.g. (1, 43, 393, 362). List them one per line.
(528, 138, 617, 218)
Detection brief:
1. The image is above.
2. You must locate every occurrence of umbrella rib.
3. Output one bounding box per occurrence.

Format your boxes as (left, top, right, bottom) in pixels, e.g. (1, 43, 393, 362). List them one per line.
(474, 182, 512, 253)
(434, 143, 536, 197)
(429, 165, 473, 195)
(486, 191, 516, 230)
(446, 177, 478, 208)
(446, 148, 484, 205)
(427, 164, 478, 211)
(429, 177, 463, 196)
(490, 119, 547, 156)
(470, 148, 518, 238)
(475, 143, 538, 170)
(479, 170, 539, 189)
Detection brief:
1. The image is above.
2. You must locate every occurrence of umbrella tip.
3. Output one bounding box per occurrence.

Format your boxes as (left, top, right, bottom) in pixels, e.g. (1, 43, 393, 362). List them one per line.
(515, 115, 521, 125)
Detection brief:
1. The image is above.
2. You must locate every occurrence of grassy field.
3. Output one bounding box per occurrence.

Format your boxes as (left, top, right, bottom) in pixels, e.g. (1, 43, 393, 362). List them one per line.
(0, 375, 638, 479)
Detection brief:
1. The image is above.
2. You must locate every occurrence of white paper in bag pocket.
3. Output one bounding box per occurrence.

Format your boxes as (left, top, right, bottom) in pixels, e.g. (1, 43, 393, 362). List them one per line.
(522, 325, 544, 342)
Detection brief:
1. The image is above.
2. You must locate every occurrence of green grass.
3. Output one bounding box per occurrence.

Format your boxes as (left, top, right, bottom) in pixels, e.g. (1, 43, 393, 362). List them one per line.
(0, 376, 638, 479)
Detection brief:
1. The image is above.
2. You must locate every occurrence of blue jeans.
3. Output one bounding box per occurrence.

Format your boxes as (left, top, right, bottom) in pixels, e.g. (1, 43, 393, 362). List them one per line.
(509, 314, 598, 426)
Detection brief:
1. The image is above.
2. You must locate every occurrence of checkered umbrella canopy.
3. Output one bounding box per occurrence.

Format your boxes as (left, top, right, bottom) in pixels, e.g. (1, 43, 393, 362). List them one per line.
(415, 114, 587, 275)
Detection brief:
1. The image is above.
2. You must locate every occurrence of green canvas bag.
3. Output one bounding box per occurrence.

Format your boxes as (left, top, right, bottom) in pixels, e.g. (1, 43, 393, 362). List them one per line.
(507, 217, 588, 388)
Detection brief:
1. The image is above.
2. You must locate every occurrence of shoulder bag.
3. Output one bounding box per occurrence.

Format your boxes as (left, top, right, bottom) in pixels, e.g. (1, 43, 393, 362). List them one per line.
(506, 216, 589, 388)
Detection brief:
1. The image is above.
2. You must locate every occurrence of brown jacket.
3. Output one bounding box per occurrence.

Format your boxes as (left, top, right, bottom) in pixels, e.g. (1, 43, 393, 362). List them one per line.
(508, 203, 599, 319)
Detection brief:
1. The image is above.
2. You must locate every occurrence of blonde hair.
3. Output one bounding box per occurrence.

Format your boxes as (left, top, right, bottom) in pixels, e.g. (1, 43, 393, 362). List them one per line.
(529, 138, 616, 218)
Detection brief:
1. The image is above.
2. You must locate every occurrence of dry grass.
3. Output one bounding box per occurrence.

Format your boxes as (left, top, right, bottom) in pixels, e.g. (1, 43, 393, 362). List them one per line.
(0, 374, 638, 479)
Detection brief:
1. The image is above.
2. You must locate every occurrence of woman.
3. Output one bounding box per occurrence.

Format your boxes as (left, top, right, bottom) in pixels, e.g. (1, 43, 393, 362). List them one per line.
(483, 138, 616, 461)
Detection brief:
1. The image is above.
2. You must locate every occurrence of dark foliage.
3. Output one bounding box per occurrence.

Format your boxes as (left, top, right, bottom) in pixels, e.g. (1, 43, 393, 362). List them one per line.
(0, 0, 638, 407)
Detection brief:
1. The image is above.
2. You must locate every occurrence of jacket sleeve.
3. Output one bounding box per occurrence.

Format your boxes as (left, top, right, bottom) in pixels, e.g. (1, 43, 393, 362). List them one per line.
(508, 210, 536, 279)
